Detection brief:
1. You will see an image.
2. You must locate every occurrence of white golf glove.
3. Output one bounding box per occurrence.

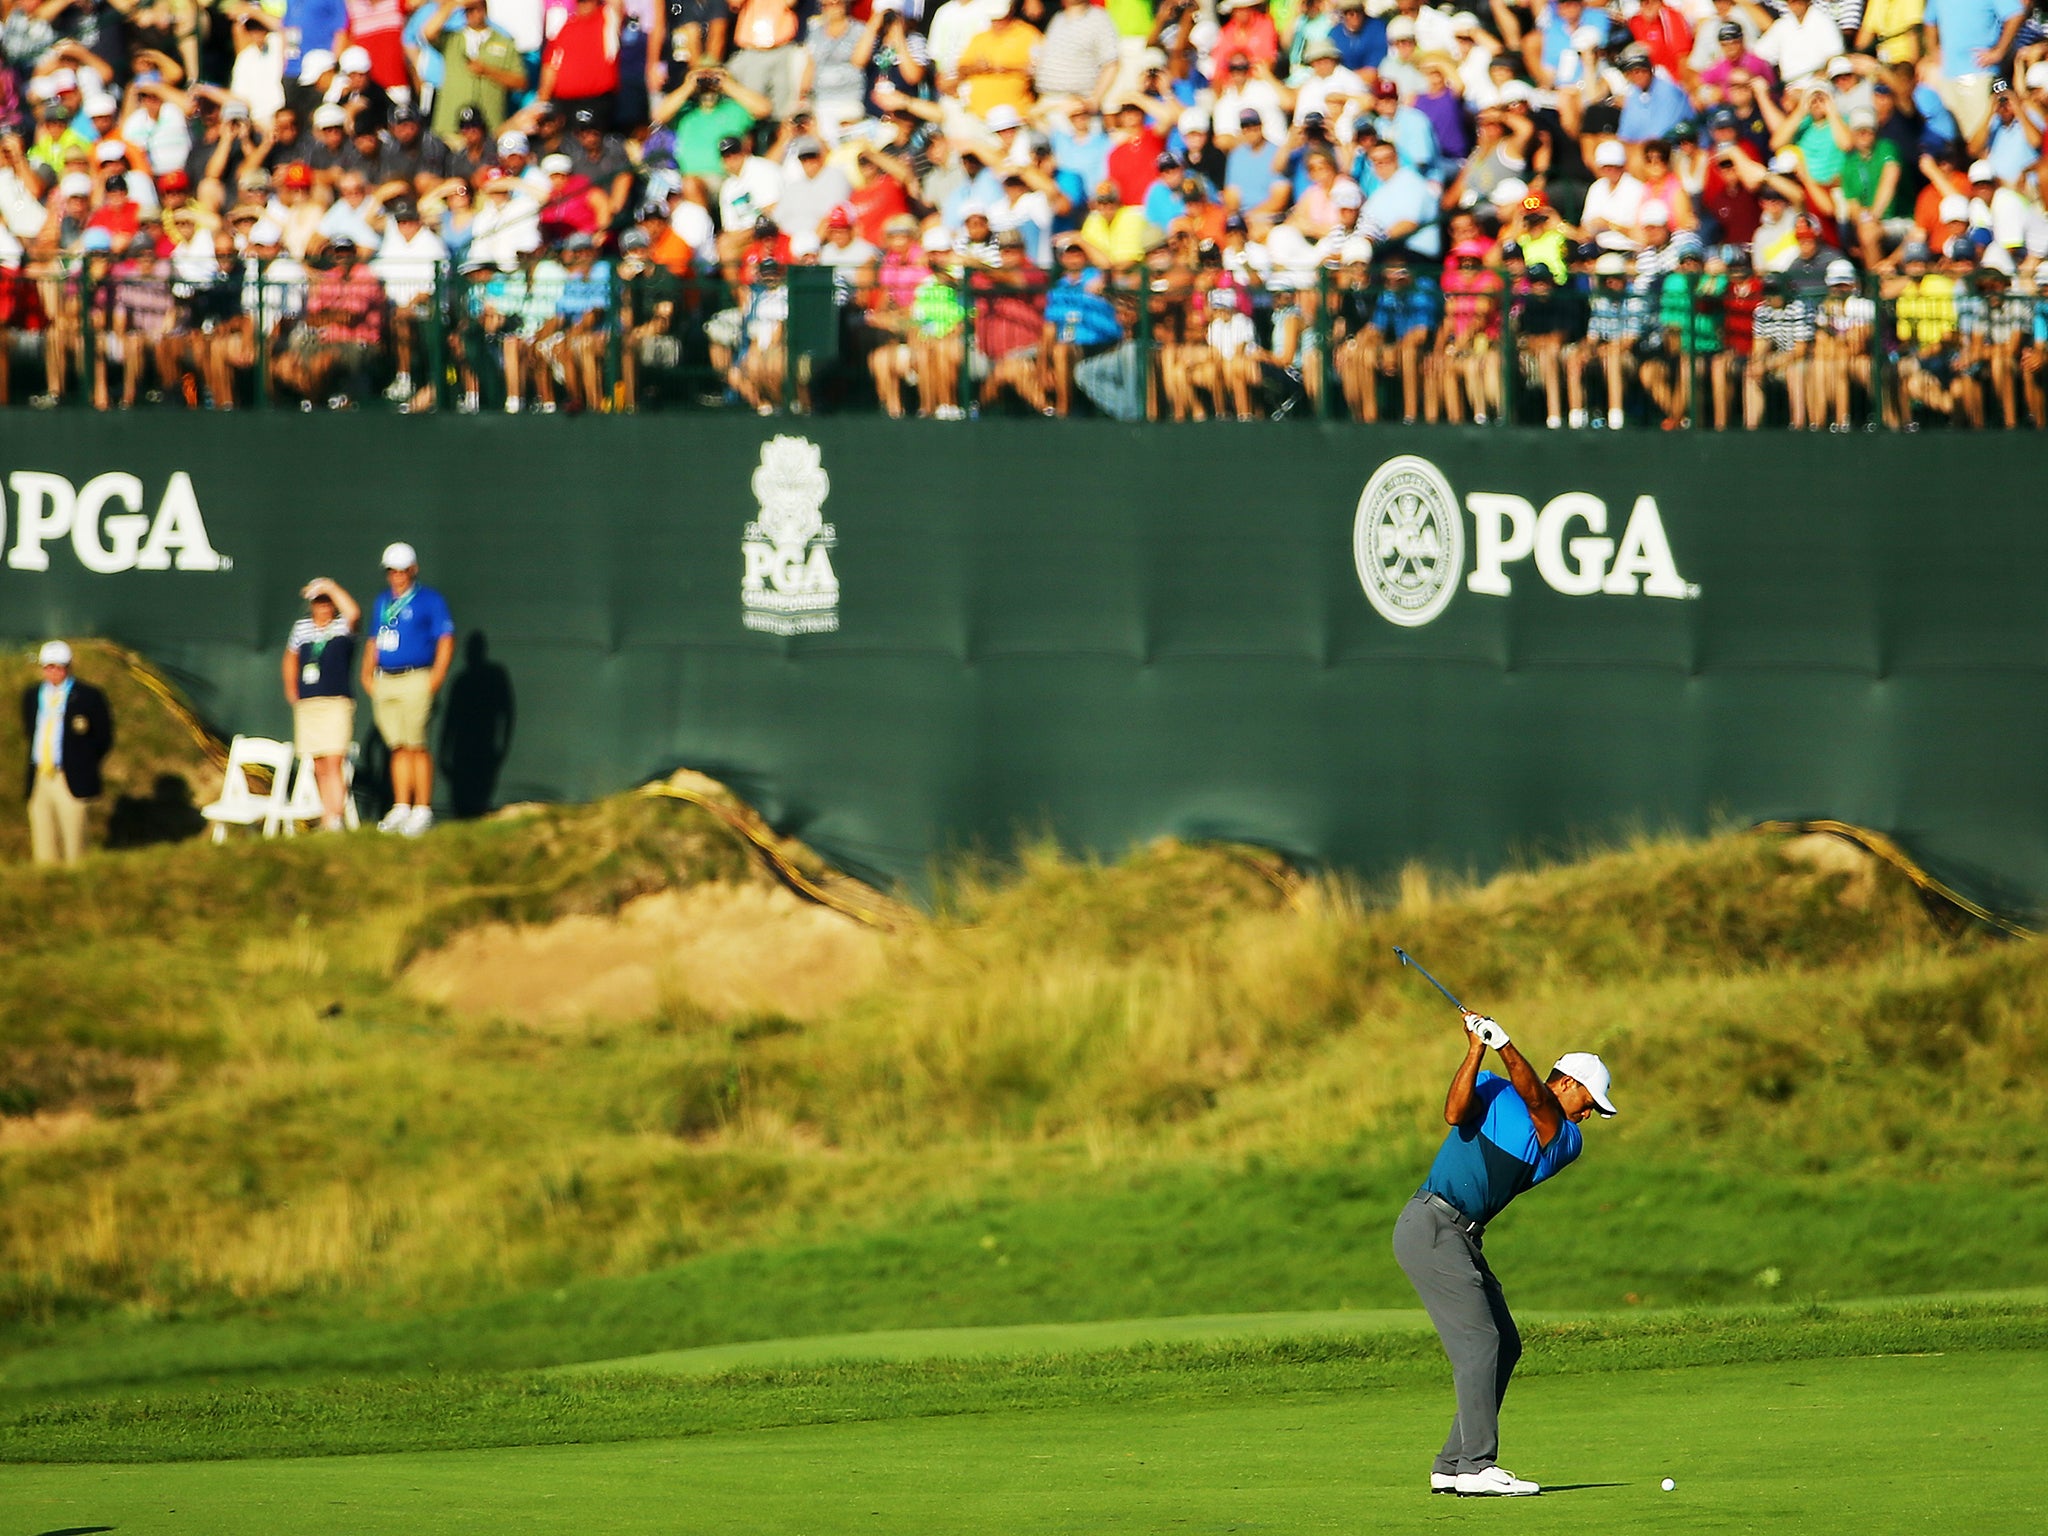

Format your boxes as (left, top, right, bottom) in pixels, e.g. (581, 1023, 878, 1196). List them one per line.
(1465, 1015, 1510, 1050)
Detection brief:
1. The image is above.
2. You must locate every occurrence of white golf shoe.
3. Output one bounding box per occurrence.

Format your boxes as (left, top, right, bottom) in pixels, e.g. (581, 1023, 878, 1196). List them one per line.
(1455, 1466, 1540, 1497)
(1429, 1473, 1458, 1494)
(401, 805, 435, 837)
(377, 805, 411, 833)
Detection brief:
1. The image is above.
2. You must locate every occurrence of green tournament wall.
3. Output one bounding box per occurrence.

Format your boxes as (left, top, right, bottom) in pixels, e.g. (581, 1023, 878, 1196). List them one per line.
(1, 415, 2043, 917)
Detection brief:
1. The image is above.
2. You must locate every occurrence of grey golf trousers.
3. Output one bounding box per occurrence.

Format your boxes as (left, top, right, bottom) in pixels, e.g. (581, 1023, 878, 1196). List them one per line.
(1392, 1193, 1523, 1476)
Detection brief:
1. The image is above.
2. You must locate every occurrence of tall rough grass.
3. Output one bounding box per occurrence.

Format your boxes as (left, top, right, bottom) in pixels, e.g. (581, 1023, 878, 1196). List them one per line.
(0, 816, 2036, 1322)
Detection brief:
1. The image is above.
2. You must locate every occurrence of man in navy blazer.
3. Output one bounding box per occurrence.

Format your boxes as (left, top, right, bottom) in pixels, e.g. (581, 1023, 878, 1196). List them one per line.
(21, 641, 115, 865)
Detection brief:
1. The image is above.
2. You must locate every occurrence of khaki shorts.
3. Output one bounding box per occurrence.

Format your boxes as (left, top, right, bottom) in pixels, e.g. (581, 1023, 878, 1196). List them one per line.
(371, 668, 435, 749)
(294, 696, 356, 758)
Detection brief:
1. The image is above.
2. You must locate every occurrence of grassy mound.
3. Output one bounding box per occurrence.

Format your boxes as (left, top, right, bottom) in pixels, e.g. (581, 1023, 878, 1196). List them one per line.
(0, 786, 2042, 1368)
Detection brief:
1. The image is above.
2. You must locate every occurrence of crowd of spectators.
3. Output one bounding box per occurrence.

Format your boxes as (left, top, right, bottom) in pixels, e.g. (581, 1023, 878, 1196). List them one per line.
(3, 0, 2048, 424)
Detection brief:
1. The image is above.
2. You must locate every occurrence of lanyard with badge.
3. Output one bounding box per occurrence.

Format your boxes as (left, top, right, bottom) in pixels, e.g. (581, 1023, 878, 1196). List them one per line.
(377, 588, 415, 658)
(301, 628, 334, 686)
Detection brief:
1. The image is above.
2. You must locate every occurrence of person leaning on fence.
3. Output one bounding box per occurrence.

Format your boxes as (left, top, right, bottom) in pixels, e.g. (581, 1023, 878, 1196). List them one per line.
(362, 543, 456, 838)
(21, 641, 113, 868)
(284, 578, 362, 831)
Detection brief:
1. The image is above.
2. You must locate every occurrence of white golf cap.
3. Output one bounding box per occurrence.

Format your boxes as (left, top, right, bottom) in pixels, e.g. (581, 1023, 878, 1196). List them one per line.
(312, 103, 348, 129)
(1969, 158, 1996, 183)
(339, 45, 373, 72)
(298, 48, 337, 83)
(1552, 1052, 1618, 1117)
(1826, 54, 1854, 75)
(380, 541, 419, 570)
(2028, 61, 2048, 90)
(38, 640, 73, 667)
(985, 104, 1024, 132)
(1594, 141, 1627, 169)
(541, 153, 574, 175)
(1824, 257, 1857, 286)
(1332, 181, 1363, 210)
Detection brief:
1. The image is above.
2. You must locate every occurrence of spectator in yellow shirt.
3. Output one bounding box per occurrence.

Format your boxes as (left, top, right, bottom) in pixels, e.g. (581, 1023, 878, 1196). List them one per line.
(954, 0, 1040, 120)
(1856, 0, 1925, 65)
(1078, 181, 1152, 271)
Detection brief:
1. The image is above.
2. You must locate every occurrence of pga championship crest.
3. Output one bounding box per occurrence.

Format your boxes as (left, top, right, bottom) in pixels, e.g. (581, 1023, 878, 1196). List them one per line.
(741, 436, 839, 635)
(1354, 455, 1463, 628)
(1353, 453, 1696, 625)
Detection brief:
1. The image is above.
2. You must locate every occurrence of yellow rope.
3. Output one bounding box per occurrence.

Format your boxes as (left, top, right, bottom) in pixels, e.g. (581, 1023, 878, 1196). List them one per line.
(1750, 819, 2032, 938)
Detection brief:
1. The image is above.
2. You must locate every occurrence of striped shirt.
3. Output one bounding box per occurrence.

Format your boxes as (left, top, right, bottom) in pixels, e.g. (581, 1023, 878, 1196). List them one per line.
(1034, 5, 1120, 99)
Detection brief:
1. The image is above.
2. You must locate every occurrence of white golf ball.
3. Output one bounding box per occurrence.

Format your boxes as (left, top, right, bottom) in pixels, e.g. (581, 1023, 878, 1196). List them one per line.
(1662, 1478, 1676, 1492)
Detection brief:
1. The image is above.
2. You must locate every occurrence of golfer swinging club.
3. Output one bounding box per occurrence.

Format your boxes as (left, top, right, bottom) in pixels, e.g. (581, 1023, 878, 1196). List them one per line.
(1393, 1006, 1618, 1497)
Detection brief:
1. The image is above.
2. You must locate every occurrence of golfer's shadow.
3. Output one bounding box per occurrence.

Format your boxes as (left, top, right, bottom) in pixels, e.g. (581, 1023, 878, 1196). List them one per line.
(1542, 1483, 1628, 1493)
(35, 1527, 116, 1534)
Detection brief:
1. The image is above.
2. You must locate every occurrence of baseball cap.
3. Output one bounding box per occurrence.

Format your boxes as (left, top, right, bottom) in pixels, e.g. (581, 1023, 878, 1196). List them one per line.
(1898, 240, 1932, 263)
(1669, 230, 1704, 259)
(456, 105, 486, 130)
(1303, 39, 1340, 62)
(83, 92, 117, 117)
(1594, 251, 1629, 275)
(59, 171, 91, 197)
(390, 103, 419, 126)
(1488, 176, 1529, 209)
(791, 135, 824, 158)
(94, 140, 126, 164)
(390, 199, 419, 221)
(571, 107, 600, 129)
(1372, 79, 1400, 100)
(298, 48, 337, 83)
(1716, 20, 1743, 39)
(1594, 141, 1627, 169)
(1969, 158, 1996, 183)
(1709, 106, 1739, 130)
(498, 131, 531, 156)
(563, 231, 595, 250)
(327, 235, 358, 251)
(718, 135, 745, 156)
(825, 206, 854, 229)
(339, 45, 373, 72)
(313, 103, 347, 129)
(541, 153, 574, 175)
(1239, 108, 1264, 126)
(1824, 258, 1857, 286)
(1332, 181, 1363, 210)
(1847, 107, 1876, 129)
(1552, 1053, 1618, 1117)
(80, 226, 114, 252)
(986, 104, 1025, 132)
(381, 541, 419, 570)
(1386, 16, 1416, 39)
(1179, 107, 1210, 135)
(1497, 80, 1534, 105)
(1793, 212, 1821, 232)
(1826, 54, 1854, 76)
(38, 641, 73, 667)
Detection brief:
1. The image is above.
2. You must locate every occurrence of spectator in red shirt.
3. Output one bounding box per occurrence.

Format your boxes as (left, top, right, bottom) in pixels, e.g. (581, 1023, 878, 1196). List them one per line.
(538, 154, 605, 243)
(1212, 0, 1282, 76)
(1104, 99, 1167, 208)
(1627, 0, 1692, 80)
(279, 238, 389, 407)
(971, 229, 1046, 410)
(85, 171, 142, 243)
(542, 0, 624, 127)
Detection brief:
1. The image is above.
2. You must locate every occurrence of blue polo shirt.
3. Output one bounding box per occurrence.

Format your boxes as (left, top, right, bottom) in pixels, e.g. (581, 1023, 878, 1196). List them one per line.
(370, 583, 455, 673)
(1421, 1071, 1582, 1226)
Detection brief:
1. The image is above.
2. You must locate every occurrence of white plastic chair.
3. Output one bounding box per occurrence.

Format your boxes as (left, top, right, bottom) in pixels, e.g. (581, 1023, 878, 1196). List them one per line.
(284, 744, 360, 833)
(200, 736, 297, 843)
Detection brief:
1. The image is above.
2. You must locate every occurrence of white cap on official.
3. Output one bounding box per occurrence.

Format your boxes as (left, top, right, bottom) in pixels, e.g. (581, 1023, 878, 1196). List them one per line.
(38, 640, 73, 667)
(380, 541, 419, 570)
(1552, 1052, 1619, 1117)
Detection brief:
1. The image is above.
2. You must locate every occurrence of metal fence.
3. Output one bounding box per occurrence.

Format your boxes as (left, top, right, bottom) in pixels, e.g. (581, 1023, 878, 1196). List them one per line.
(3, 260, 2042, 430)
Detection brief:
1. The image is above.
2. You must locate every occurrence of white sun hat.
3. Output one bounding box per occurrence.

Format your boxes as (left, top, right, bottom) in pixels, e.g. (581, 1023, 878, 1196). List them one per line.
(1552, 1052, 1618, 1117)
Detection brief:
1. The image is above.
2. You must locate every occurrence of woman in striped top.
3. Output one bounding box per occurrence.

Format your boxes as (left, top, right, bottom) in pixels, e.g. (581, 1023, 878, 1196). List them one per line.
(284, 578, 362, 831)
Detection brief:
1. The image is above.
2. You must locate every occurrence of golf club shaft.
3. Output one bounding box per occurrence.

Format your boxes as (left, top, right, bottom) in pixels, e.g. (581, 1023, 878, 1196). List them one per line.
(1392, 947, 1468, 1015)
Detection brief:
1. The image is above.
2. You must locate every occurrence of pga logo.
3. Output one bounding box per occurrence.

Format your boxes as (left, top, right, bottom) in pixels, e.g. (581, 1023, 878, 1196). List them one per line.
(2, 470, 230, 574)
(1354, 455, 1694, 628)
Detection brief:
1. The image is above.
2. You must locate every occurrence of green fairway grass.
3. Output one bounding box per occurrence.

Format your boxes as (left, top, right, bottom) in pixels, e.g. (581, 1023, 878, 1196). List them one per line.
(2, 1295, 2039, 1464)
(2, 1347, 2039, 1534)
